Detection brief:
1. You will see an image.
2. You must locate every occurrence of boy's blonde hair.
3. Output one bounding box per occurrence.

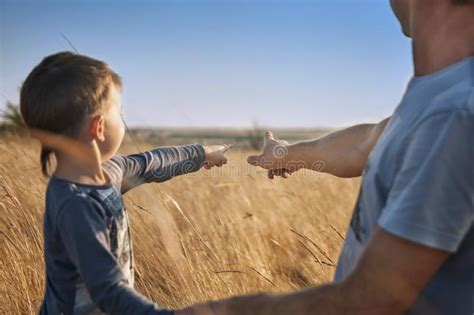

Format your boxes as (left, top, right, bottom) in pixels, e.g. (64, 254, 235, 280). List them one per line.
(20, 51, 122, 176)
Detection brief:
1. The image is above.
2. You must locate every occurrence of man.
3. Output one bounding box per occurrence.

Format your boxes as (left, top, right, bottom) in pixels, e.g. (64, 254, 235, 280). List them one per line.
(179, 0, 474, 314)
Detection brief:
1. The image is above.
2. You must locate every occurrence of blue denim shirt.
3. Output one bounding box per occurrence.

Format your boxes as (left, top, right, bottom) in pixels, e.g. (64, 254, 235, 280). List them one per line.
(334, 57, 474, 314)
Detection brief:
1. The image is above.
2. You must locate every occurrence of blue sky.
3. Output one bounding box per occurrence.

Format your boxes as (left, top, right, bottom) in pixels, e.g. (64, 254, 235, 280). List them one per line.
(1, 0, 413, 128)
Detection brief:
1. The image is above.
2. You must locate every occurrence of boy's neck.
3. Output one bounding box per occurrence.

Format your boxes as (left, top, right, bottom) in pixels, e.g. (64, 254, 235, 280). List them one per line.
(53, 143, 110, 186)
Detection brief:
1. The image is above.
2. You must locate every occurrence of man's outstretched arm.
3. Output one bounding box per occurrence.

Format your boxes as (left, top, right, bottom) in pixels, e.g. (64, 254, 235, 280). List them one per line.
(247, 117, 390, 178)
(179, 227, 448, 315)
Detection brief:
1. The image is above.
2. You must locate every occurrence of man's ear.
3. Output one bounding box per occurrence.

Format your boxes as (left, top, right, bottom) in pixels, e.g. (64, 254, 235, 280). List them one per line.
(90, 115, 106, 142)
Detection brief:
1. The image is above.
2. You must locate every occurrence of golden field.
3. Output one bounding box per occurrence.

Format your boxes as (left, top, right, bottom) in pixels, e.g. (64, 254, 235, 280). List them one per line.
(0, 134, 360, 314)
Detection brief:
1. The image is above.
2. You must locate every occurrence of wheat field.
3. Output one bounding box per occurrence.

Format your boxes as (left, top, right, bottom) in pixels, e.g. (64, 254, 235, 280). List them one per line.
(0, 134, 360, 314)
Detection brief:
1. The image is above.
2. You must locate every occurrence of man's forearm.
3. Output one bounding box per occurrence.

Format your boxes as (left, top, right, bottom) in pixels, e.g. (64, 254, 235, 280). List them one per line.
(285, 118, 390, 178)
(222, 280, 403, 315)
(273, 282, 405, 315)
(270, 283, 345, 315)
(215, 286, 342, 315)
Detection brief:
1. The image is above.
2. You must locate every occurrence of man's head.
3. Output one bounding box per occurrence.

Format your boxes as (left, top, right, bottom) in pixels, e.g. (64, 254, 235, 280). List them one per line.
(390, 0, 474, 37)
(20, 51, 125, 176)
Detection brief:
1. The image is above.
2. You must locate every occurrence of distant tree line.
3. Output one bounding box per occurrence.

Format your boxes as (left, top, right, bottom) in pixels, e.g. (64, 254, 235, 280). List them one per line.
(0, 101, 25, 133)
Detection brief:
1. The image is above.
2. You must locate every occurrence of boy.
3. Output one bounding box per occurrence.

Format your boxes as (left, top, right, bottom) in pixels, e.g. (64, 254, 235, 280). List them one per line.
(20, 51, 229, 314)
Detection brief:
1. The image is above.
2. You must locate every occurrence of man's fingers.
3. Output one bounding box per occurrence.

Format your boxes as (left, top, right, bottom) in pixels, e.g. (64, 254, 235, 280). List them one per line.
(268, 168, 292, 178)
(247, 154, 263, 166)
(268, 170, 275, 179)
(263, 131, 275, 146)
(265, 131, 274, 140)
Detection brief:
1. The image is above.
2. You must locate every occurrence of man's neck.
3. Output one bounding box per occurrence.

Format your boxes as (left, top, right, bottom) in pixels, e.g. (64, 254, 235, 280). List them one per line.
(411, 1, 474, 76)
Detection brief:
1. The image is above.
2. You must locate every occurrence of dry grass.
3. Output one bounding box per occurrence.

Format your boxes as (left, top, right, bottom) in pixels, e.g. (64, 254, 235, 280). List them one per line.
(0, 135, 360, 314)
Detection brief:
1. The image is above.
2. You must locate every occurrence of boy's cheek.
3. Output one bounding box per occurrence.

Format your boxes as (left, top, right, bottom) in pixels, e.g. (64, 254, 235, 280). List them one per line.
(119, 127, 125, 146)
(119, 120, 126, 143)
(106, 115, 125, 140)
(101, 118, 124, 158)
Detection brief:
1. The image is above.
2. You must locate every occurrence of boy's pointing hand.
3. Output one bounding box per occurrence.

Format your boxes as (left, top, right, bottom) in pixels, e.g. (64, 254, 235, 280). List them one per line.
(202, 144, 233, 169)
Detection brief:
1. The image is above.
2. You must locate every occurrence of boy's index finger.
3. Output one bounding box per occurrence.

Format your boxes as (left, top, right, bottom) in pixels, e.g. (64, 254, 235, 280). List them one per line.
(223, 143, 233, 153)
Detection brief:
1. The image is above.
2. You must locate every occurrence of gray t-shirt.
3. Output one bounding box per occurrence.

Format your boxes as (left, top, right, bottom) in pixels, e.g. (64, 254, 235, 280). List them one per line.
(39, 144, 205, 315)
(334, 56, 474, 314)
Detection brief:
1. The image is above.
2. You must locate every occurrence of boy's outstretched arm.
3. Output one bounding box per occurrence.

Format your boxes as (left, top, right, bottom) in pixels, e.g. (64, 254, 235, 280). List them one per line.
(247, 117, 390, 178)
(104, 144, 231, 193)
(57, 196, 173, 314)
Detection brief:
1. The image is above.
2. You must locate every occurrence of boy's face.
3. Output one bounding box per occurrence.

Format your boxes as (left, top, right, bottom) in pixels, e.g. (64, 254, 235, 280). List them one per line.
(99, 84, 125, 161)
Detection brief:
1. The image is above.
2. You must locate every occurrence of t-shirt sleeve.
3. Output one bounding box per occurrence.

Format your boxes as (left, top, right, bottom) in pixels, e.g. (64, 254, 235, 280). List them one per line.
(378, 110, 474, 252)
(107, 144, 205, 193)
(57, 196, 173, 315)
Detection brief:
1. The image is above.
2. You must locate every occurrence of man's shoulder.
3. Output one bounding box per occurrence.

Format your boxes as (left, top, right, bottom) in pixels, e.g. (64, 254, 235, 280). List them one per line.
(418, 108, 473, 134)
(410, 85, 473, 136)
(427, 84, 474, 117)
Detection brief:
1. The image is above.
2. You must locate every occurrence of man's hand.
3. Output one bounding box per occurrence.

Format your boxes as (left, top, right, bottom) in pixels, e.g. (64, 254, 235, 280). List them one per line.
(202, 144, 233, 169)
(175, 304, 216, 315)
(175, 293, 276, 315)
(247, 131, 300, 179)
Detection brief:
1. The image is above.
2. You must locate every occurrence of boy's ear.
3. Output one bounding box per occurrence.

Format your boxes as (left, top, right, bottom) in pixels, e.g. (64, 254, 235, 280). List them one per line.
(90, 115, 106, 142)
